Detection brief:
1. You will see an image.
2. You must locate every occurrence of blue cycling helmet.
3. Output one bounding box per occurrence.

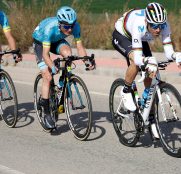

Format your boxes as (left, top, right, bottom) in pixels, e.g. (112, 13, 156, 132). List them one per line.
(56, 6, 77, 25)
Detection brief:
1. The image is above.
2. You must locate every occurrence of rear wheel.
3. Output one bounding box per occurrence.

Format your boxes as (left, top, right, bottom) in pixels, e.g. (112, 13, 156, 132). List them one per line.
(34, 73, 56, 132)
(156, 83, 181, 157)
(0, 70, 18, 127)
(109, 78, 140, 147)
(64, 75, 92, 141)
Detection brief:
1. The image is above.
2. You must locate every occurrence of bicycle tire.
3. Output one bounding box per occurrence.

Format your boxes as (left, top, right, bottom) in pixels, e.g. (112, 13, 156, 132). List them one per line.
(0, 70, 18, 127)
(64, 75, 92, 141)
(155, 82, 181, 157)
(109, 78, 140, 147)
(34, 73, 53, 132)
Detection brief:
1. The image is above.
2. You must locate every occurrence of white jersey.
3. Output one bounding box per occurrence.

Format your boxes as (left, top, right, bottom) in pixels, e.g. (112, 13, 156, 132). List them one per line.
(115, 9, 174, 65)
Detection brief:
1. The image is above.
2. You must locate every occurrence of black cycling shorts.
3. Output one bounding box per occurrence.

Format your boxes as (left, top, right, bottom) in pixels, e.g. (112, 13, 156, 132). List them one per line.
(112, 29, 152, 65)
(33, 39, 70, 66)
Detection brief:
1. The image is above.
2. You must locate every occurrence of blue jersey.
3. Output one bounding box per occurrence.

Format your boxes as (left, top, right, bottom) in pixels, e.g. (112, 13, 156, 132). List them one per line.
(32, 17, 81, 47)
(0, 11, 11, 32)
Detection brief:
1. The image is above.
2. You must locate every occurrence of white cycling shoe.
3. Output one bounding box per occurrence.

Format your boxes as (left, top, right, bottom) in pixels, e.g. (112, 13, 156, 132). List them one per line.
(151, 123, 159, 139)
(121, 88, 136, 112)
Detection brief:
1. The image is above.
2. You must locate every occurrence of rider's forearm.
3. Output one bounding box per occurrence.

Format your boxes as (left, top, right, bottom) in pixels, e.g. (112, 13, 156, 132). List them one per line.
(4, 31, 16, 50)
(163, 44, 174, 60)
(7, 35, 16, 50)
(76, 41, 87, 57)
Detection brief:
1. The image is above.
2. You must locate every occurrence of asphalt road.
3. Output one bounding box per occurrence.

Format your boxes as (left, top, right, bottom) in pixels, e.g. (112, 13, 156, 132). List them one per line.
(0, 67, 181, 174)
(0, 65, 180, 174)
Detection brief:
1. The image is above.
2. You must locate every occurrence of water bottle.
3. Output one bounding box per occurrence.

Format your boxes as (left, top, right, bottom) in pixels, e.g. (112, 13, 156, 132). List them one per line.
(132, 81, 140, 104)
(141, 87, 150, 108)
(57, 77, 64, 99)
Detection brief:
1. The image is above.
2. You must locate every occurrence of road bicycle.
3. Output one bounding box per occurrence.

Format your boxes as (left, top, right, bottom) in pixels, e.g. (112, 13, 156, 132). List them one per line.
(109, 61, 181, 157)
(34, 55, 94, 141)
(0, 49, 20, 127)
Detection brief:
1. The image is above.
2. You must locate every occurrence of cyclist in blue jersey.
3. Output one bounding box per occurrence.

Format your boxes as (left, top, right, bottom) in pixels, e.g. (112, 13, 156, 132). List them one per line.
(32, 6, 95, 129)
(0, 11, 22, 61)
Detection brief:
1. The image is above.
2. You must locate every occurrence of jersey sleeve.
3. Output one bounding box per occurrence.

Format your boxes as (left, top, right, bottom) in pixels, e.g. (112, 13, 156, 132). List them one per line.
(42, 28, 52, 48)
(0, 11, 11, 32)
(131, 22, 146, 66)
(72, 22, 81, 43)
(162, 22, 174, 60)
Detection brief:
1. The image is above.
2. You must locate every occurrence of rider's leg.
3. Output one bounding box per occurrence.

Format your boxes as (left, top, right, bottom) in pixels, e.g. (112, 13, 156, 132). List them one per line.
(112, 30, 138, 111)
(34, 41, 55, 128)
(41, 68, 52, 99)
(53, 42, 72, 113)
(120, 52, 139, 111)
(124, 52, 139, 91)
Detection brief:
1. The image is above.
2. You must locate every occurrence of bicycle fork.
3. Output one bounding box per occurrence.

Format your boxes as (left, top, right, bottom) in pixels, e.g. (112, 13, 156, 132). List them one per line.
(66, 80, 85, 110)
(157, 85, 179, 122)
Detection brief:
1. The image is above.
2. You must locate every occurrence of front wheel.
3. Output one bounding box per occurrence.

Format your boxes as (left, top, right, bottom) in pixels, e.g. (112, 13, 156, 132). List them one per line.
(156, 83, 181, 157)
(109, 78, 140, 147)
(64, 75, 92, 141)
(0, 70, 18, 127)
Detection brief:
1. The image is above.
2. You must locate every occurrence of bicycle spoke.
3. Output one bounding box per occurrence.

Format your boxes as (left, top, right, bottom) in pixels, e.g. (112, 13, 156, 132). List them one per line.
(109, 78, 140, 147)
(156, 83, 181, 157)
(0, 70, 18, 127)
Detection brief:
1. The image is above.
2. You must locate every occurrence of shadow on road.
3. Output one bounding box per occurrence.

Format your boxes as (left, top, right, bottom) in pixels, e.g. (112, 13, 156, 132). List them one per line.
(87, 111, 111, 141)
(50, 111, 111, 140)
(15, 102, 35, 128)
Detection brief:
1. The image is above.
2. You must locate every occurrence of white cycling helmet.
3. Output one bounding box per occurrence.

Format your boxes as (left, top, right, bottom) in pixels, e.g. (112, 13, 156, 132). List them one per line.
(56, 6, 77, 25)
(145, 2, 167, 24)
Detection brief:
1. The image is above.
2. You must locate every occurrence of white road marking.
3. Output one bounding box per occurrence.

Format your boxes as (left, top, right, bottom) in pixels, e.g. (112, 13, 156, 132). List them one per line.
(14, 80, 109, 97)
(14, 80, 33, 86)
(0, 164, 25, 174)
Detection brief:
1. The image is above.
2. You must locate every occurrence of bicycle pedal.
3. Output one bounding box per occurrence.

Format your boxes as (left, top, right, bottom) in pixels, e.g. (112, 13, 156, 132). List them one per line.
(74, 105, 85, 110)
(1, 96, 13, 101)
(166, 118, 178, 122)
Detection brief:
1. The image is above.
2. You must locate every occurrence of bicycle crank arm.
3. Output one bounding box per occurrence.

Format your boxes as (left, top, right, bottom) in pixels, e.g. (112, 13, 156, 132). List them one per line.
(1, 96, 13, 101)
(166, 118, 179, 122)
(72, 105, 86, 110)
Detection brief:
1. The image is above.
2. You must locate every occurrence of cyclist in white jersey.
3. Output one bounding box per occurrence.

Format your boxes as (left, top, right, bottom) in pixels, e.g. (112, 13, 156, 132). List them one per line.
(112, 2, 181, 139)
(112, 2, 181, 113)
(32, 6, 95, 129)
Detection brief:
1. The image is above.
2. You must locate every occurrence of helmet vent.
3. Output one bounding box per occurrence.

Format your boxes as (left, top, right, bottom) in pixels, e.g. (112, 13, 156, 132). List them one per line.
(62, 14, 66, 19)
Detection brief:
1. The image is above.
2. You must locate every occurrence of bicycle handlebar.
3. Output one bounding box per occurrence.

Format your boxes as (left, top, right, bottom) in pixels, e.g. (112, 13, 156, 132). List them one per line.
(56, 54, 94, 62)
(138, 60, 173, 83)
(0, 48, 21, 63)
(53, 54, 95, 71)
(0, 48, 20, 56)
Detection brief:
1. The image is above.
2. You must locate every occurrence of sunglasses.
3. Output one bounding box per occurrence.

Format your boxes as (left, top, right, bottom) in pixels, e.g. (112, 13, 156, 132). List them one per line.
(59, 23, 74, 30)
(149, 22, 167, 30)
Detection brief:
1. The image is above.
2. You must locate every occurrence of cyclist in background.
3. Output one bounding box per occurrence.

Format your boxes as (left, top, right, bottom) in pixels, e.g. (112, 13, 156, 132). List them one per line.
(32, 6, 95, 129)
(112, 2, 181, 138)
(0, 11, 22, 61)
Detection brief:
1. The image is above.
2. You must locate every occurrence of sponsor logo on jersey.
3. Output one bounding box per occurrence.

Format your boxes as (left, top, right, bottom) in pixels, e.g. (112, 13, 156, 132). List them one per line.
(134, 39, 139, 43)
(138, 26, 144, 33)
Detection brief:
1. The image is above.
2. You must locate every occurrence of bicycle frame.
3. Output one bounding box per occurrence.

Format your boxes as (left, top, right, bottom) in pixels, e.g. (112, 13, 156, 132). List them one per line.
(133, 69, 178, 126)
(57, 58, 85, 110)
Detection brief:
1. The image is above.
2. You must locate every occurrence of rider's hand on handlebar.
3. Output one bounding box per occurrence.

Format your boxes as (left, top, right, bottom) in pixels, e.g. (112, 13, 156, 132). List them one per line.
(84, 58, 96, 71)
(13, 52, 22, 63)
(144, 57, 158, 78)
